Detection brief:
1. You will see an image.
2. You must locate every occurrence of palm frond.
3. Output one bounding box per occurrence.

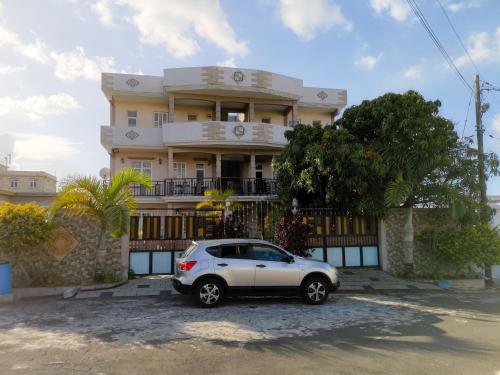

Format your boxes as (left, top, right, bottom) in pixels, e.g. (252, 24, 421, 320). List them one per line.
(384, 177, 414, 207)
(107, 168, 153, 199)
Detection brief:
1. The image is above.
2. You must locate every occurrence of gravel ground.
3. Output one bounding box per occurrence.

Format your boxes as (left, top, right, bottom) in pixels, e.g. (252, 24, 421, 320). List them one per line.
(1, 291, 499, 374)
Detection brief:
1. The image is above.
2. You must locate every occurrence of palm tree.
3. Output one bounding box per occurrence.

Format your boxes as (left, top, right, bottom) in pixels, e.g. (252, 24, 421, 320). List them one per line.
(50, 168, 152, 280)
(195, 189, 239, 211)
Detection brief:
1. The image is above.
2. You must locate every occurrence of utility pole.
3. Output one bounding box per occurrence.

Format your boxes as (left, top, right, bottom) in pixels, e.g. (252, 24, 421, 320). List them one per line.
(474, 74, 487, 223)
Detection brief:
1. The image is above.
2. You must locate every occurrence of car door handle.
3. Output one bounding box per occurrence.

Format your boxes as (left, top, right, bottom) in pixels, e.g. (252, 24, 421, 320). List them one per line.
(256, 264, 266, 268)
(217, 263, 228, 267)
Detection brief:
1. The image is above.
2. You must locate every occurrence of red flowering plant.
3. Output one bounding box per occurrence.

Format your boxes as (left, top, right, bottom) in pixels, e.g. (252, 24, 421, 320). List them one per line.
(273, 209, 311, 257)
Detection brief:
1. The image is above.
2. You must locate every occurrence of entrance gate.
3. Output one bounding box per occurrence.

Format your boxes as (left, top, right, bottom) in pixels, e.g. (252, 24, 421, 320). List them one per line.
(128, 206, 380, 275)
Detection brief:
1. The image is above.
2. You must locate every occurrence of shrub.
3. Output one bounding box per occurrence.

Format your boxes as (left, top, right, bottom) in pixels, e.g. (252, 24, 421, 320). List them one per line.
(273, 209, 310, 256)
(0, 202, 54, 252)
(418, 223, 500, 278)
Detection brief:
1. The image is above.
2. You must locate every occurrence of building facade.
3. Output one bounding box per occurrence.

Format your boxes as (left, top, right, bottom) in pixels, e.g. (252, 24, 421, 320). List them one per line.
(0, 163, 57, 207)
(100, 66, 347, 210)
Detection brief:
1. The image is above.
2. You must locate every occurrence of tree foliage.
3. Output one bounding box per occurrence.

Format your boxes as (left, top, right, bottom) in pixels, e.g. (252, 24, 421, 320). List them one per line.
(0, 202, 54, 251)
(273, 210, 310, 256)
(273, 90, 499, 220)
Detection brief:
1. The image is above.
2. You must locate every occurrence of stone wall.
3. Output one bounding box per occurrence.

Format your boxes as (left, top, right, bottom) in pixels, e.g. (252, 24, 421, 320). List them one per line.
(0, 216, 125, 287)
(381, 208, 450, 277)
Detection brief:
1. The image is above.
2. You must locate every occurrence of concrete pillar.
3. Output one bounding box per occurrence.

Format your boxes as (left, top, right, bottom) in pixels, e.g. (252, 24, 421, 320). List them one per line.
(248, 100, 255, 122)
(215, 98, 221, 121)
(167, 147, 174, 178)
(216, 153, 222, 178)
(168, 93, 175, 123)
(291, 102, 299, 125)
(249, 152, 256, 178)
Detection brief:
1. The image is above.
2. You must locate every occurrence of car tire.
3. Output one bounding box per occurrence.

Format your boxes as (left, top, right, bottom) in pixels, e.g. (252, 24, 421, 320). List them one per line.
(193, 278, 224, 308)
(302, 277, 330, 305)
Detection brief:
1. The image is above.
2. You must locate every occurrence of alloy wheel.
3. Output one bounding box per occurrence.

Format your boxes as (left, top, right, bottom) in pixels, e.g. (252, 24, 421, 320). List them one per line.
(199, 284, 220, 305)
(307, 282, 326, 302)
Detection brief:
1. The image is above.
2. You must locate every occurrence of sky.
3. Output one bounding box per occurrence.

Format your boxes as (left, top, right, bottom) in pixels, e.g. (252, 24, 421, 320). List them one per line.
(0, 0, 500, 192)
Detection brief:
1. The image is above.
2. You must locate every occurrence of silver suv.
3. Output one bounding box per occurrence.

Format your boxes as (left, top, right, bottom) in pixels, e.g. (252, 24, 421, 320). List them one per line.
(172, 239, 340, 307)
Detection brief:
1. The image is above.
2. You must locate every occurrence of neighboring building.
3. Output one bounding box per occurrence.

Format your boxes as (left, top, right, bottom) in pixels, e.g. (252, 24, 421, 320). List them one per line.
(488, 196, 500, 283)
(100, 66, 347, 211)
(0, 163, 57, 207)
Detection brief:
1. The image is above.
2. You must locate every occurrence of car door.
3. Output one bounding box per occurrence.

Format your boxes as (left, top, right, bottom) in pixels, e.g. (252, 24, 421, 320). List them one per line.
(209, 244, 256, 288)
(250, 244, 301, 287)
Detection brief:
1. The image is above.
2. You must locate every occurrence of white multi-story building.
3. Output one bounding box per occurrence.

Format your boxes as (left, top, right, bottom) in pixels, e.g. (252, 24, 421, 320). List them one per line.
(100, 66, 347, 210)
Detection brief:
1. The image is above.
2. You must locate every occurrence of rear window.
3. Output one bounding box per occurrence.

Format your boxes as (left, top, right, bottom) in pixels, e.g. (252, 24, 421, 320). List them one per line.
(182, 244, 198, 258)
(206, 244, 250, 259)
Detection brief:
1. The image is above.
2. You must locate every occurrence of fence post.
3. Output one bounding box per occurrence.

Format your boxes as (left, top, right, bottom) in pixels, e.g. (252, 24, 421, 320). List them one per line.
(321, 210, 328, 262)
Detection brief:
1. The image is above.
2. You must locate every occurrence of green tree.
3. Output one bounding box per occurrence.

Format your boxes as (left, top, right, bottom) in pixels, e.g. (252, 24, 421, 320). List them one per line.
(274, 91, 499, 272)
(0, 202, 54, 283)
(51, 168, 152, 280)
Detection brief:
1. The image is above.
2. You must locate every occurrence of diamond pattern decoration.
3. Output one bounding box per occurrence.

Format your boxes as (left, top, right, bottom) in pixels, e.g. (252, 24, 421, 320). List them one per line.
(317, 91, 328, 100)
(126, 78, 140, 88)
(125, 130, 139, 140)
(44, 227, 79, 262)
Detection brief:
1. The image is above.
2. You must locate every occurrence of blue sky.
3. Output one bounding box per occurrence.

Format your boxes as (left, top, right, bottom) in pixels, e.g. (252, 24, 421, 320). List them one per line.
(1, 0, 500, 192)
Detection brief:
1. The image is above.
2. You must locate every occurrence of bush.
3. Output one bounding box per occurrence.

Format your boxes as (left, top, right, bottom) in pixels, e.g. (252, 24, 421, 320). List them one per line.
(273, 209, 310, 256)
(0, 202, 54, 252)
(418, 223, 500, 278)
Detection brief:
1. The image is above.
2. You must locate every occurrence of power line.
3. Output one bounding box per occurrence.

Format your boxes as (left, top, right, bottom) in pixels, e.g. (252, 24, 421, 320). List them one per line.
(435, 0, 480, 74)
(406, 0, 472, 92)
(461, 90, 473, 138)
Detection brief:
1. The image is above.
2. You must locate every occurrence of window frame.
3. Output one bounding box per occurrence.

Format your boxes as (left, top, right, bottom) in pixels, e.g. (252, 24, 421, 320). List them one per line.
(9, 179, 18, 188)
(206, 244, 252, 260)
(173, 162, 186, 179)
(131, 160, 152, 177)
(29, 179, 37, 189)
(153, 112, 168, 128)
(127, 110, 138, 127)
(187, 114, 198, 122)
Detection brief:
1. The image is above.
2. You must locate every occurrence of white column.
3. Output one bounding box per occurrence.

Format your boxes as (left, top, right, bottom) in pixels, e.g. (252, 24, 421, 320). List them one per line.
(248, 100, 255, 122)
(249, 153, 256, 178)
(216, 153, 222, 178)
(167, 147, 174, 178)
(291, 102, 298, 125)
(168, 93, 175, 123)
(215, 98, 221, 121)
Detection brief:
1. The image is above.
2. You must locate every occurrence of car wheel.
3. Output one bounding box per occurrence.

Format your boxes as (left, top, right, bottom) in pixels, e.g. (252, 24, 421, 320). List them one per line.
(193, 278, 224, 308)
(302, 277, 329, 305)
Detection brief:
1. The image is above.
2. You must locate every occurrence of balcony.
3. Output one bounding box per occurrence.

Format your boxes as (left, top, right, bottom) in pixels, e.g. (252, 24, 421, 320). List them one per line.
(130, 178, 278, 197)
(100, 121, 288, 152)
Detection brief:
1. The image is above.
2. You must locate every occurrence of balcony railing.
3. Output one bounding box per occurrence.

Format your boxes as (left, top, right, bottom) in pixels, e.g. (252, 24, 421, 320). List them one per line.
(130, 178, 278, 197)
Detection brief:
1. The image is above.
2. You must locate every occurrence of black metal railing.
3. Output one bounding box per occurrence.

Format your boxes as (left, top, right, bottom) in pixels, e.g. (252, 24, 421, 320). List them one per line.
(130, 178, 278, 197)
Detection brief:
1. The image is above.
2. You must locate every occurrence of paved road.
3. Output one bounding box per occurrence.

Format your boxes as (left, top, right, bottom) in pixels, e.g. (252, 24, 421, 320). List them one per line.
(1, 291, 499, 375)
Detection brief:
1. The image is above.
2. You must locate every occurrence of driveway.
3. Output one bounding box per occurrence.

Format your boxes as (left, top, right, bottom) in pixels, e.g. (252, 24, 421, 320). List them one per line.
(1, 290, 500, 374)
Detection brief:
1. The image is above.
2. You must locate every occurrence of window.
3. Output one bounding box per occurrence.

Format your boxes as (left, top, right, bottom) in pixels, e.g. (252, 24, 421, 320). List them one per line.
(196, 163, 204, 180)
(153, 112, 168, 128)
(30, 179, 37, 189)
(261, 118, 271, 124)
(187, 114, 198, 121)
(9, 179, 18, 188)
(173, 162, 186, 179)
(207, 244, 250, 259)
(127, 111, 137, 127)
(131, 161, 152, 176)
(227, 112, 245, 122)
(251, 245, 288, 262)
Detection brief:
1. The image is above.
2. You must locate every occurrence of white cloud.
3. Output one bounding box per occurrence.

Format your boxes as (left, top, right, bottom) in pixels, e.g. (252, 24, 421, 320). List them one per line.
(404, 65, 422, 80)
(445, 0, 482, 13)
(0, 24, 49, 63)
(216, 57, 237, 68)
(9, 133, 81, 165)
(370, 0, 410, 22)
(0, 93, 79, 120)
(114, 0, 248, 58)
(277, 0, 352, 40)
(354, 53, 382, 70)
(455, 27, 500, 67)
(0, 64, 26, 75)
(91, 0, 114, 26)
(50, 46, 116, 81)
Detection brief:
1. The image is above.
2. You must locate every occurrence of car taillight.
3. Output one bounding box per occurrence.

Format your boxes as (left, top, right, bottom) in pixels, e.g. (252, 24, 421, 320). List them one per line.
(178, 260, 197, 271)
